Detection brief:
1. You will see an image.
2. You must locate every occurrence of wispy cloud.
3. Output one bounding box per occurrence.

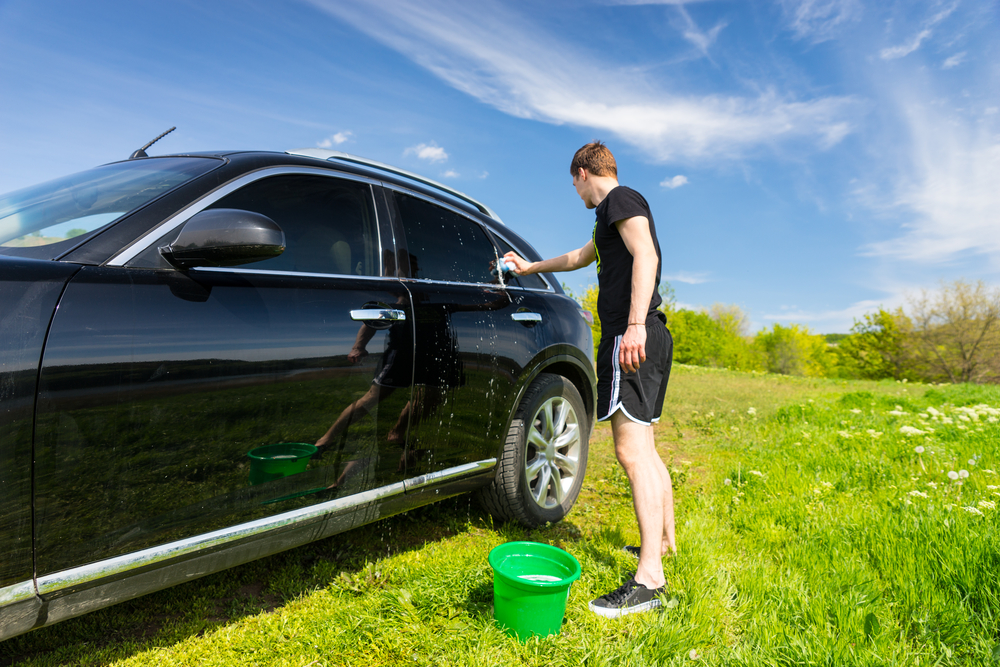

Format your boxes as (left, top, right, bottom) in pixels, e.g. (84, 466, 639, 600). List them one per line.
(942, 51, 966, 69)
(861, 102, 1000, 264)
(660, 174, 689, 189)
(779, 0, 861, 42)
(664, 270, 709, 284)
(318, 131, 352, 148)
(880, 1, 959, 60)
(306, 0, 858, 163)
(673, 5, 726, 57)
(442, 169, 459, 178)
(404, 142, 448, 163)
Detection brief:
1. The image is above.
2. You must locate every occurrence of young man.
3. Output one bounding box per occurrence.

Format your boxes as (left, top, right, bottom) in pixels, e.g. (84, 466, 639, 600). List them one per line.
(503, 142, 676, 618)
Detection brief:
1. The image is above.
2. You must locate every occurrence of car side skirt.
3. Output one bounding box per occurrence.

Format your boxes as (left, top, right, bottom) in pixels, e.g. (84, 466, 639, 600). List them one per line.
(0, 459, 495, 642)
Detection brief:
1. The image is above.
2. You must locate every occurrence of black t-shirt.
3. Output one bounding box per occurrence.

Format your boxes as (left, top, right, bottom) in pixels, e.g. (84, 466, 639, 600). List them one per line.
(592, 185, 663, 338)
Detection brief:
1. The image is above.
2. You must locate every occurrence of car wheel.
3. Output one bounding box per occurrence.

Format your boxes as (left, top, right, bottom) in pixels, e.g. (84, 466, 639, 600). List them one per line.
(477, 373, 589, 527)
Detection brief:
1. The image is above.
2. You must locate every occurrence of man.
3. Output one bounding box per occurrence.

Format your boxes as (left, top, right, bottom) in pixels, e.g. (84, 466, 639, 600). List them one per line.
(503, 142, 676, 618)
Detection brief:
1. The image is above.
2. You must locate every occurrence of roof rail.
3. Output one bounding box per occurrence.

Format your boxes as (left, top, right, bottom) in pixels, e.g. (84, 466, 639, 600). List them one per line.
(287, 148, 503, 224)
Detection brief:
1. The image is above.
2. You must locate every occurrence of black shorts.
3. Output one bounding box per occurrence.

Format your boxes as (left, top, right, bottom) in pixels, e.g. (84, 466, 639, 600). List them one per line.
(596, 316, 673, 425)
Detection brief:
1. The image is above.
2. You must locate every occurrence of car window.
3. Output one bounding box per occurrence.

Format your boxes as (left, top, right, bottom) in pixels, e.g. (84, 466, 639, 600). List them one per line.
(490, 234, 550, 290)
(393, 192, 498, 284)
(205, 174, 380, 276)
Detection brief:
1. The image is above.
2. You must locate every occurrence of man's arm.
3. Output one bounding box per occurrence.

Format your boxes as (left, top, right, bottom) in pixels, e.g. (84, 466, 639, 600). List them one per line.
(503, 240, 596, 275)
(616, 215, 658, 373)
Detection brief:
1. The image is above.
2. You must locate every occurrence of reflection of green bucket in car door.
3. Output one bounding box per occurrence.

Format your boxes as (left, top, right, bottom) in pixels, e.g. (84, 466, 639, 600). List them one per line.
(247, 442, 317, 485)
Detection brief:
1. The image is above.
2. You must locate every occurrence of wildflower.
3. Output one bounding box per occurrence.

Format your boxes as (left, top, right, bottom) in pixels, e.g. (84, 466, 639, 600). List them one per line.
(748, 470, 764, 477)
(979, 500, 996, 511)
(747, 407, 756, 416)
(942, 417, 954, 424)
(948, 471, 960, 480)
(962, 506, 984, 516)
(914, 446, 925, 454)
(958, 415, 971, 422)
(926, 481, 938, 488)
(984, 470, 997, 475)
(689, 649, 700, 660)
(821, 481, 833, 488)
(988, 485, 1000, 491)
(866, 430, 882, 438)
(908, 490, 928, 498)
(888, 410, 908, 416)
(838, 431, 852, 439)
(724, 478, 731, 486)
(850, 408, 862, 414)
(968, 459, 977, 467)
(899, 426, 926, 436)
(959, 470, 969, 478)
(927, 407, 942, 417)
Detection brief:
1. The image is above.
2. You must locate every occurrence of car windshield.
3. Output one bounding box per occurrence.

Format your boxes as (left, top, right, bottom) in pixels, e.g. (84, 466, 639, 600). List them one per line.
(0, 157, 221, 251)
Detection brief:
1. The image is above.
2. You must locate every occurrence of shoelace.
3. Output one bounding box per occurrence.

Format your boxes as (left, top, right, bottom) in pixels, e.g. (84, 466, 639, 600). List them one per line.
(603, 578, 641, 606)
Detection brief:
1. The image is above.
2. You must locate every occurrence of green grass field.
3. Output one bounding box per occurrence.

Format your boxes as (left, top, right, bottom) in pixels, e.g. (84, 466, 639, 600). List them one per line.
(3, 367, 999, 666)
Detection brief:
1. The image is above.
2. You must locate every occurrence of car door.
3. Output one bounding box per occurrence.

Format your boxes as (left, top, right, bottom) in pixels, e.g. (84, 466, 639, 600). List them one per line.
(33, 170, 415, 575)
(388, 190, 550, 482)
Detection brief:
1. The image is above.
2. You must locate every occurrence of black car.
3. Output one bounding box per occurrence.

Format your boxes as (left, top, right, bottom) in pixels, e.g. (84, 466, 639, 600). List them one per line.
(0, 148, 595, 641)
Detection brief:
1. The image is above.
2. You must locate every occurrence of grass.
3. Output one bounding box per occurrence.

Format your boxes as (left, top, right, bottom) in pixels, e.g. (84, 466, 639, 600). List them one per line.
(3, 366, 999, 666)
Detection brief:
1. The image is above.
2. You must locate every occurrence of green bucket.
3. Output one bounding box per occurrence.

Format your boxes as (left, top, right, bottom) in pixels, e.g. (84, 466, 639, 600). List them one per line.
(488, 541, 581, 641)
(247, 442, 317, 485)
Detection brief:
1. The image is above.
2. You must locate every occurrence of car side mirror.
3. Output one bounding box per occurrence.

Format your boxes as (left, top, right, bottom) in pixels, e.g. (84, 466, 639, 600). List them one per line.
(159, 208, 285, 269)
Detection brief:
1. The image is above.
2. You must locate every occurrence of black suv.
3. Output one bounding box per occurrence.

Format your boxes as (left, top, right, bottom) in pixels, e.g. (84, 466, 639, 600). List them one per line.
(0, 148, 595, 640)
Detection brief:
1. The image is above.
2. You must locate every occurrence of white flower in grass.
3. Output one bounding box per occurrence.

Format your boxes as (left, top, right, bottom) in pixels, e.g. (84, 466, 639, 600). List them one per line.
(899, 426, 926, 436)
(958, 414, 971, 422)
(979, 500, 996, 511)
(959, 470, 969, 479)
(747, 407, 756, 416)
(969, 459, 977, 467)
(927, 481, 938, 488)
(943, 417, 954, 424)
(962, 506, 984, 516)
(850, 408, 862, 414)
(888, 410, 908, 416)
(984, 469, 998, 475)
(749, 470, 764, 477)
(838, 431, 852, 439)
(957, 425, 968, 431)
(988, 485, 1000, 491)
(724, 478, 731, 486)
(914, 446, 925, 454)
(927, 407, 942, 417)
(689, 649, 700, 660)
(948, 471, 960, 480)
(866, 430, 883, 438)
(909, 490, 928, 498)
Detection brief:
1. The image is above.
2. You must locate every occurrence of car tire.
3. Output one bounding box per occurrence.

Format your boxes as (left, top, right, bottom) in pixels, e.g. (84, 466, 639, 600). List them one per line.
(477, 373, 589, 527)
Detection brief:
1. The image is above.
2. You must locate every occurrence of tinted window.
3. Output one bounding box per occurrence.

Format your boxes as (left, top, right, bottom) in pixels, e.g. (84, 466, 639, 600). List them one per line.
(394, 193, 497, 284)
(206, 175, 379, 276)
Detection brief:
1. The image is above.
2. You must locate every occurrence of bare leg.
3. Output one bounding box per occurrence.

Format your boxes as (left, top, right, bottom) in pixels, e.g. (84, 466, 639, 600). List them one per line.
(316, 384, 387, 448)
(650, 427, 677, 555)
(611, 410, 667, 590)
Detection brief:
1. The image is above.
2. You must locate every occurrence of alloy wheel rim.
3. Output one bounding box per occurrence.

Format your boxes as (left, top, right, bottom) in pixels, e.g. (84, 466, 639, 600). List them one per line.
(524, 396, 581, 510)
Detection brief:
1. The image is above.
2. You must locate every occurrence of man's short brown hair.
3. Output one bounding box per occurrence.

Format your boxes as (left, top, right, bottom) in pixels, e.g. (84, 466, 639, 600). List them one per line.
(570, 141, 617, 178)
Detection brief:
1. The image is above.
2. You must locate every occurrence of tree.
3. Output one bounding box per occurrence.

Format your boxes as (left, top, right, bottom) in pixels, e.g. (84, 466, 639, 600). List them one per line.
(754, 323, 834, 377)
(836, 308, 913, 380)
(906, 279, 1000, 384)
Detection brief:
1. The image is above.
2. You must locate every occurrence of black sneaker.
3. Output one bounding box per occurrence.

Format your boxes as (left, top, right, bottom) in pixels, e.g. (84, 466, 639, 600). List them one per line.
(588, 576, 665, 618)
(622, 545, 641, 558)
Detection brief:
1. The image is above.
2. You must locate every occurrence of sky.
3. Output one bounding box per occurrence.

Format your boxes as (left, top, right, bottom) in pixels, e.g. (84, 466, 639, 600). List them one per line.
(1, 0, 997, 334)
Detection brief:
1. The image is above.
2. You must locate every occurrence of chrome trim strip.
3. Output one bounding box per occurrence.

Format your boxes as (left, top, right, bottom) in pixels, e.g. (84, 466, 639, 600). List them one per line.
(288, 148, 503, 224)
(107, 166, 382, 268)
(35, 459, 497, 596)
(404, 458, 496, 492)
(0, 580, 35, 606)
(511, 312, 542, 322)
(191, 266, 393, 281)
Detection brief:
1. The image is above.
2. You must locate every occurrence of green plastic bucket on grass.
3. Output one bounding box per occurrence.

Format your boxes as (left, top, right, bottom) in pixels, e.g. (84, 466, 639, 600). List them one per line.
(247, 442, 316, 485)
(488, 541, 581, 641)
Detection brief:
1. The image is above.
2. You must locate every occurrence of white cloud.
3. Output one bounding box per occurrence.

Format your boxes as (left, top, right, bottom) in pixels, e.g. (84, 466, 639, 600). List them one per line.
(603, 0, 714, 4)
(779, 0, 861, 42)
(861, 103, 1000, 264)
(673, 5, 726, 57)
(663, 270, 708, 284)
(318, 131, 352, 148)
(660, 174, 689, 189)
(942, 51, 966, 69)
(306, 0, 858, 163)
(880, 1, 958, 61)
(442, 169, 459, 178)
(404, 142, 448, 163)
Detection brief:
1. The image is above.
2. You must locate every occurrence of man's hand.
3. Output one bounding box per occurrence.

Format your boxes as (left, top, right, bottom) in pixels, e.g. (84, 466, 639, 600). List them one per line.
(502, 251, 532, 274)
(619, 323, 647, 373)
(347, 345, 369, 364)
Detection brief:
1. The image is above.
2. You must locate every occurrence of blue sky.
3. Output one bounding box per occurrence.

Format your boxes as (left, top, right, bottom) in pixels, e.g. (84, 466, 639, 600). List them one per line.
(1, 0, 997, 333)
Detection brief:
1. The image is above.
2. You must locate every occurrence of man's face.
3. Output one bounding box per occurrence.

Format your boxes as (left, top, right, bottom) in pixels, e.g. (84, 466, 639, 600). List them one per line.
(572, 168, 596, 209)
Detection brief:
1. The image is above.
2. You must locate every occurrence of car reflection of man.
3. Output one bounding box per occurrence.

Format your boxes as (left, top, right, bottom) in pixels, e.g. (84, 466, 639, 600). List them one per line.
(503, 142, 675, 618)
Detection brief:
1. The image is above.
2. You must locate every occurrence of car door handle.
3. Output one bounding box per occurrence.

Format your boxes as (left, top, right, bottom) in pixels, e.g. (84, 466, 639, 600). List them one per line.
(511, 312, 542, 323)
(350, 309, 407, 322)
